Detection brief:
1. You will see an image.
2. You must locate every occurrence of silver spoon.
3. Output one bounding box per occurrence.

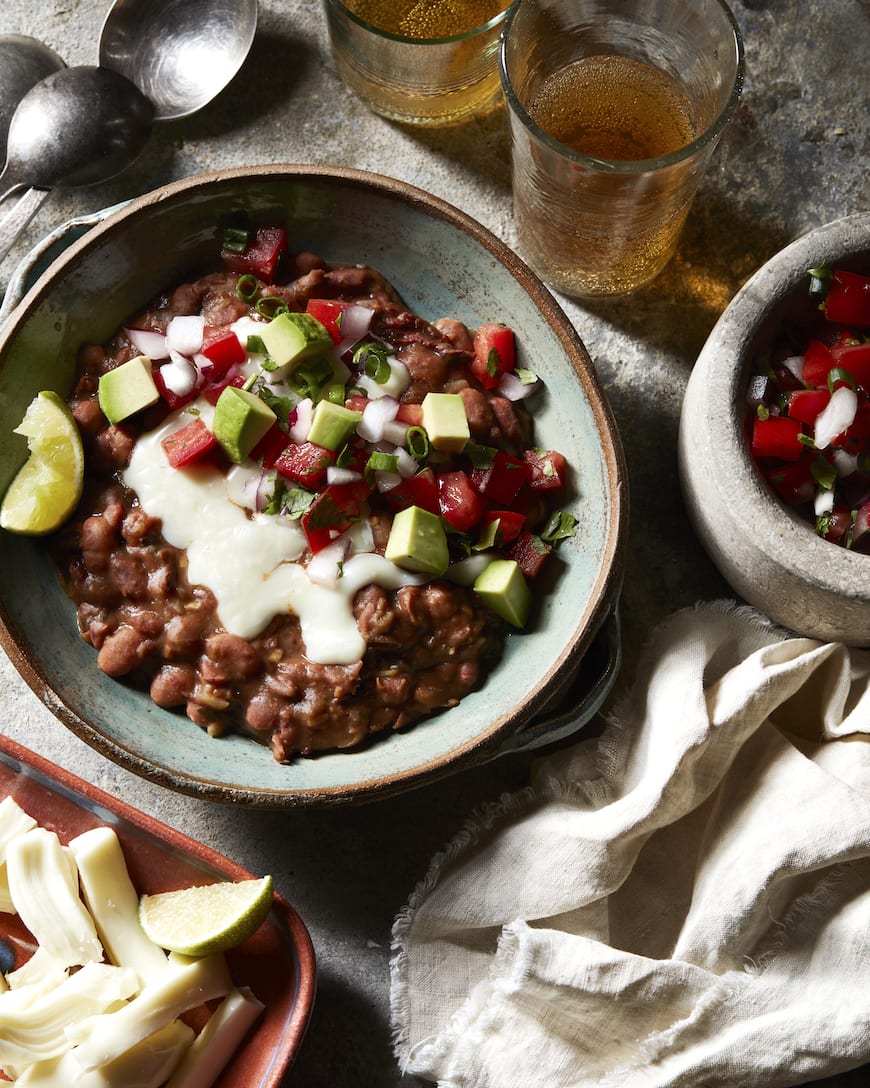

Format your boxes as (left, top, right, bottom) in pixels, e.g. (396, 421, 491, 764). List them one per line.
(99, 0, 258, 122)
(0, 35, 66, 156)
(0, 66, 154, 261)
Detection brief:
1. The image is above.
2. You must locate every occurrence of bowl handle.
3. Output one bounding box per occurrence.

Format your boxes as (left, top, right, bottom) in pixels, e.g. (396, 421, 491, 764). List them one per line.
(495, 603, 622, 756)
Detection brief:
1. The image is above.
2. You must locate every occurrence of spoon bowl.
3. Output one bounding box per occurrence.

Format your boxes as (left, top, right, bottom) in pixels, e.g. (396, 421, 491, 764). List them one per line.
(99, 0, 259, 120)
(0, 35, 66, 157)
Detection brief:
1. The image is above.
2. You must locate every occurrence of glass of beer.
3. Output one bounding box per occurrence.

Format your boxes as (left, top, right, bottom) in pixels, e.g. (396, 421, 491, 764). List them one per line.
(323, 0, 513, 126)
(499, 0, 745, 298)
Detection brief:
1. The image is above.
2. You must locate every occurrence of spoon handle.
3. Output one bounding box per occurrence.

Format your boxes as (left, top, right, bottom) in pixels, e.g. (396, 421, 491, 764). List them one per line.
(0, 186, 51, 265)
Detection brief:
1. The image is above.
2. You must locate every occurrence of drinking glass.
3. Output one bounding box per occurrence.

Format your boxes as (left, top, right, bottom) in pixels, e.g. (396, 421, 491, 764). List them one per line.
(499, 0, 745, 298)
(323, 0, 512, 126)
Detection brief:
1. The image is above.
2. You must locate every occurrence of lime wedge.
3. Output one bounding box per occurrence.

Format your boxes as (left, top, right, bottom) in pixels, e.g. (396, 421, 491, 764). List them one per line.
(0, 390, 84, 535)
(139, 875, 274, 957)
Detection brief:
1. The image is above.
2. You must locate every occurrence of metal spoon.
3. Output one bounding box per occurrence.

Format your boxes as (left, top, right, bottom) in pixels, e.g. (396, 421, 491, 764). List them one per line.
(0, 35, 66, 156)
(0, 66, 154, 261)
(98, 0, 258, 122)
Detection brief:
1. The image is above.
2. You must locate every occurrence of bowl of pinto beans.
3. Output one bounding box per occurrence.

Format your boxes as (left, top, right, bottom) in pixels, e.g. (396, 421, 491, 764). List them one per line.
(679, 211, 870, 645)
(0, 165, 627, 806)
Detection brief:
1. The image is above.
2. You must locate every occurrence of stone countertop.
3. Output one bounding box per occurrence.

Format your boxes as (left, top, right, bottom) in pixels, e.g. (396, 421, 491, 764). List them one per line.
(0, 1, 868, 1085)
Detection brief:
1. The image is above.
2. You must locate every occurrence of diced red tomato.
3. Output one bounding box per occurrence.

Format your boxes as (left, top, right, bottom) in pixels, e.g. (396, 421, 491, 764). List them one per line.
(801, 338, 838, 388)
(396, 402, 423, 426)
(818, 506, 853, 545)
(274, 441, 335, 487)
(470, 451, 532, 505)
(751, 415, 804, 461)
(201, 326, 246, 373)
(345, 393, 370, 414)
(437, 470, 484, 532)
(481, 509, 525, 544)
(523, 448, 567, 490)
(306, 299, 349, 344)
(160, 417, 218, 468)
(301, 484, 364, 553)
(250, 424, 289, 468)
(830, 341, 870, 388)
(152, 368, 199, 411)
(221, 225, 288, 283)
(823, 269, 870, 327)
(471, 324, 516, 390)
(507, 531, 551, 579)
(787, 389, 830, 425)
(203, 371, 246, 406)
(765, 460, 815, 505)
(385, 468, 439, 515)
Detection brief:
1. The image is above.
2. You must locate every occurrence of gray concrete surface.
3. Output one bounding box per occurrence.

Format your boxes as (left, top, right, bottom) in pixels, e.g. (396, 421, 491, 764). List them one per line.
(0, 1, 868, 1085)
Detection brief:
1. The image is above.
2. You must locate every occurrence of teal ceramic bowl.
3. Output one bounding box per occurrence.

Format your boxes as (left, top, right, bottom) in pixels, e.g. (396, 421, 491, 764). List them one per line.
(0, 165, 627, 806)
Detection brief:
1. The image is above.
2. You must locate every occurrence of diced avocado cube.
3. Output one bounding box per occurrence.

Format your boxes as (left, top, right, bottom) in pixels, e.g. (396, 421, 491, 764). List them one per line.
(307, 400, 362, 451)
(474, 559, 532, 628)
(421, 392, 469, 453)
(259, 312, 333, 371)
(97, 355, 159, 424)
(212, 386, 276, 463)
(385, 505, 449, 577)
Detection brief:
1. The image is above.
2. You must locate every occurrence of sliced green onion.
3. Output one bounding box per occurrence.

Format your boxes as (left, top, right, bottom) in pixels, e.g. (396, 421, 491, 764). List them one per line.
(246, 334, 267, 354)
(222, 227, 249, 254)
(827, 366, 857, 393)
(366, 451, 399, 476)
(797, 432, 817, 449)
(515, 367, 539, 385)
(807, 262, 832, 300)
(290, 357, 333, 400)
(405, 426, 429, 461)
(256, 296, 289, 319)
(236, 274, 259, 302)
(353, 342, 392, 384)
(756, 403, 771, 421)
(325, 381, 347, 405)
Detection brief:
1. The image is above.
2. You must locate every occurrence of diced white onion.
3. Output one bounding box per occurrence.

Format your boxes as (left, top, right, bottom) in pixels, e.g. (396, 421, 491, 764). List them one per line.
(159, 358, 197, 397)
(497, 370, 540, 401)
(166, 315, 205, 357)
(326, 466, 364, 486)
(394, 446, 419, 478)
(382, 419, 410, 447)
(781, 355, 805, 382)
(446, 552, 494, 586)
(814, 385, 858, 449)
(832, 448, 859, 477)
(125, 327, 169, 360)
(336, 304, 374, 355)
(290, 398, 314, 443)
(306, 536, 351, 587)
(814, 488, 835, 516)
(346, 518, 374, 554)
(375, 470, 403, 493)
(357, 396, 399, 442)
(358, 358, 411, 399)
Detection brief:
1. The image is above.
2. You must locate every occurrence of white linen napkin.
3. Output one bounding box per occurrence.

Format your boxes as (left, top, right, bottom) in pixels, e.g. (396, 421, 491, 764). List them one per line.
(390, 601, 870, 1087)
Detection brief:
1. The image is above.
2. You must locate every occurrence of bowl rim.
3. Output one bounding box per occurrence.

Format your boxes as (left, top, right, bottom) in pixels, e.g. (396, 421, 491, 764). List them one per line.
(0, 163, 628, 804)
(681, 211, 870, 615)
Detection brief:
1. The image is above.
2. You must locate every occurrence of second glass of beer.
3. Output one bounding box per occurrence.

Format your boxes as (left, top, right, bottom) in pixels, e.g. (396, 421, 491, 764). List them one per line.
(499, 0, 745, 298)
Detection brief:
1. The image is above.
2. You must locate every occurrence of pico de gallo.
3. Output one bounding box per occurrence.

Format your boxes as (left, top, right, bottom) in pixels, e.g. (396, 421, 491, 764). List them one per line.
(748, 263, 870, 550)
(56, 221, 580, 760)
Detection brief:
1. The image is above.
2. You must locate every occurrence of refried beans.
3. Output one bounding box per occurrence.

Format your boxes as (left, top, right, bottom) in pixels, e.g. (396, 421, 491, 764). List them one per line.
(52, 227, 573, 762)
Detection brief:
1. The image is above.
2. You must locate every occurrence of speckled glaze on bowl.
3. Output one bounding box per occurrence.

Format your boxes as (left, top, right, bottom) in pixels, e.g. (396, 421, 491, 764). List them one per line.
(0, 165, 626, 806)
(679, 212, 870, 645)
(0, 732, 315, 1085)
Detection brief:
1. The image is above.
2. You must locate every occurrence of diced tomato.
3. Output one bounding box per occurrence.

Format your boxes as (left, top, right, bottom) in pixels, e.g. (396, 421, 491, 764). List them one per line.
(396, 402, 424, 426)
(152, 367, 199, 411)
(801, 338, 838, 388)
(437, 470, 484, 532)
(481, 509, 525, 544)
(221, 225, 288, 283)
(787, 389, 830, 425)
(201, 326, 246, 374)
(818, 506, 853, 544)
(507, 530, 551, 579)
(345, 393, 370, 414)
(823, 269, 870, 327)
(830, 341, 870, 388)
(385, 467, 439, 515)
(306, 299, 349, 344)
(470, 450, 532, 505)
(274, 441, 335, 487)
(203, 371, 246, 406)
(471, 323, 516, 389)
(838, 401, 870, 448)
(523, 448, 567, 490)
(751, 415, 804, 461)
(765, 460, 815, 505)
(301, 484, 364, 553)
(250, 424, 289, 468)
(160, 417, 218, 468)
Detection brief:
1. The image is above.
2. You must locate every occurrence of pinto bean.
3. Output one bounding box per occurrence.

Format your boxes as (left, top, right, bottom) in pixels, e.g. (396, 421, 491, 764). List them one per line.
(202, 633, 261, 681)
(150, 664, 196, 708)
(80, 513, 118, 573)
(97, 625, 153, 676)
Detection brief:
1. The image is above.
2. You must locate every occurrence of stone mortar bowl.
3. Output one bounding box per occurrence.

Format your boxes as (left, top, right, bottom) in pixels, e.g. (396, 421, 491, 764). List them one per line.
(0, 165, 627, 807)
(679, 212, 870, 645)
